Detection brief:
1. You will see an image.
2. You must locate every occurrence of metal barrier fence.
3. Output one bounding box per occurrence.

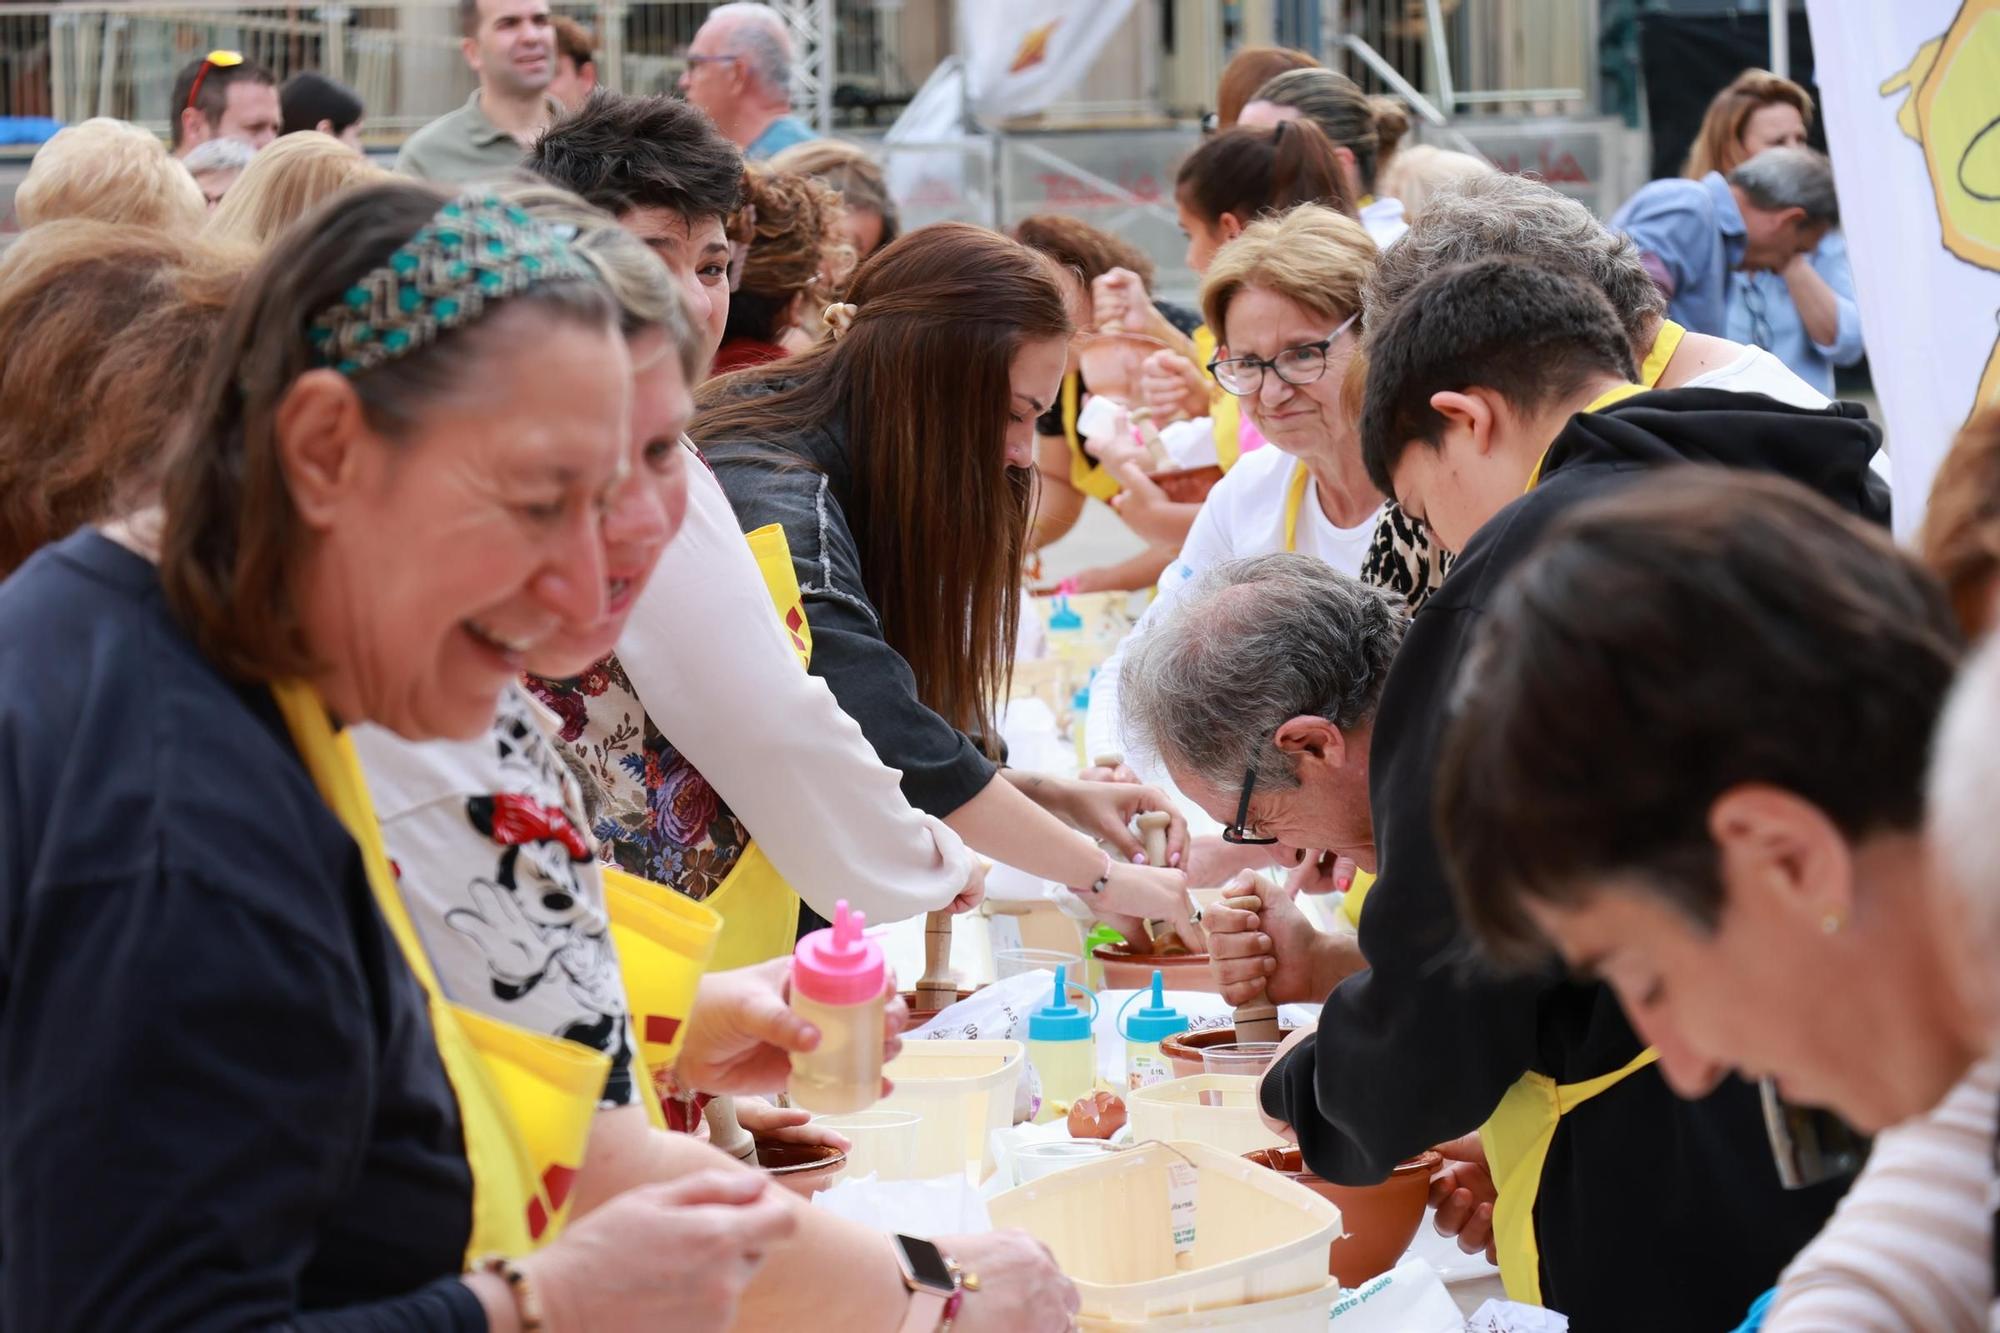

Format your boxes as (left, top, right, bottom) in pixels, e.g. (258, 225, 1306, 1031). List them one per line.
(0, 0, 907, 135)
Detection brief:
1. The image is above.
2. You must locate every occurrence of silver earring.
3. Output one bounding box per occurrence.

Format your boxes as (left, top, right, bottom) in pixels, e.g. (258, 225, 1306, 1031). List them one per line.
(1821, 913, 1845, 935)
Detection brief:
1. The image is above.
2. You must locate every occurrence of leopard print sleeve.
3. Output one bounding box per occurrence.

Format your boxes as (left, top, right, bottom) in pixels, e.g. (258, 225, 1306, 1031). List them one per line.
(1361, 500, 1454, 614)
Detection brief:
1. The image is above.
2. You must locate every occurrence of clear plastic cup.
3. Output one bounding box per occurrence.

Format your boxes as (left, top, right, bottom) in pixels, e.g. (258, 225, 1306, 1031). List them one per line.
(994, 947, 1082, 982)
(1014, 1138, 1119, 1184)
(1202, 1042, 1282, 1078)
(811, 1109, 924, 1182)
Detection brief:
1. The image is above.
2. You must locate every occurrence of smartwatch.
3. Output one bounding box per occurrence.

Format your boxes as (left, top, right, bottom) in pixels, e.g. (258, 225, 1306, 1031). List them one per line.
(892, 1233, 959, 1333)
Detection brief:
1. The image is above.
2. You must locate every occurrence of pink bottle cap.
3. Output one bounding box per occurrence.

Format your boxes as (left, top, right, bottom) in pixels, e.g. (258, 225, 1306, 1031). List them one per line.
(791, 900, 887, 1007)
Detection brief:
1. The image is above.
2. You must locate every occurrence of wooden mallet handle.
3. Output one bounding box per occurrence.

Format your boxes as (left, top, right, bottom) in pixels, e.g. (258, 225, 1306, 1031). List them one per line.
(1136, 811, 1178, 950)
(913, 909, 957, 1016)
(1222, 891, 1282, 1044)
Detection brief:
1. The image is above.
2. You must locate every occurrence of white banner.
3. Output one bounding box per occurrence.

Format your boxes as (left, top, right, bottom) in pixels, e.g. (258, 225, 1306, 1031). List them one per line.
(960, 0, 1139, 121)
(1805, 0, 2000, 541)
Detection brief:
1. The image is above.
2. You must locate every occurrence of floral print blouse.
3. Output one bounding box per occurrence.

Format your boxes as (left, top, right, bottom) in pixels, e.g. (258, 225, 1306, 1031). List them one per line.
(526, 655, 751, 901)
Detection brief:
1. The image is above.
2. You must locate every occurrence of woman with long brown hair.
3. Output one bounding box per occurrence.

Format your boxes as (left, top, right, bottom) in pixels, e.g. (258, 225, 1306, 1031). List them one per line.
(694, 222, 1200, 945)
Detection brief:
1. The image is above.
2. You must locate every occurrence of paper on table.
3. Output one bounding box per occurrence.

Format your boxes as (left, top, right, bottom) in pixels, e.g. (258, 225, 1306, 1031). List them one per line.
(1328, 1257, 1466, 1331)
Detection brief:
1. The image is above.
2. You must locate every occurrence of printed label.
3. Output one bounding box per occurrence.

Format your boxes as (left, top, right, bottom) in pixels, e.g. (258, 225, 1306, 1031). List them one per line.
(1167, 1161, 1199, 1254)
(1128, 1052, 1172, 1091)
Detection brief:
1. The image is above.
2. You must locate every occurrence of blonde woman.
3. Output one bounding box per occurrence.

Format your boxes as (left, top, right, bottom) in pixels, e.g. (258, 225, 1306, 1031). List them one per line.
(14, 117, 206, 234)
(768, 137, 899, 266)
(205, 131, 393, 249)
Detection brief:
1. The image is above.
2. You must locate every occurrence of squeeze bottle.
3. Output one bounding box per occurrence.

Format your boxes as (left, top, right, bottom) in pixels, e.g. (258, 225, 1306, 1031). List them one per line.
(787, 900, 887, 1114)
(1027, 965, 1096, 1124)
(1122, 968, 1190, 1091)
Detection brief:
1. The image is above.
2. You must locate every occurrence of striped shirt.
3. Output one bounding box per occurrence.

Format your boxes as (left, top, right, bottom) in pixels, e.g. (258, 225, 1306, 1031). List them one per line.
(1765, 1057, 1998, 1331)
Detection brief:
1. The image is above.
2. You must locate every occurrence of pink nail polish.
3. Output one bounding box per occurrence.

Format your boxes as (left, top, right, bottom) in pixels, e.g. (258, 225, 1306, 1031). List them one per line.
(1133, 853, 1147, 865)
(1170, 852, 1183, 867)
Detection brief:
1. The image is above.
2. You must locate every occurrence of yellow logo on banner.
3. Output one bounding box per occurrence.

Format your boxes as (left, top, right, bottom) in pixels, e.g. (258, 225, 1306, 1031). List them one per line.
(1885, 0, 2000, 409)
(1010, 20, 1060, 74)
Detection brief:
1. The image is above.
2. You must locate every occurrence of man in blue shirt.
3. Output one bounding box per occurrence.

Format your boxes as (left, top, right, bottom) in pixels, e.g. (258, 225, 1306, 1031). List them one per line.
(680, 2, 819, 161)
(1611, 145, 1839, 343)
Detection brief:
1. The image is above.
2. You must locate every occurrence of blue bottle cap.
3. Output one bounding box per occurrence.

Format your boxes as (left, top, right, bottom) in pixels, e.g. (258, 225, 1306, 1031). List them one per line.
(1048, 595, 1083, 631)
(1028, 965, 1093, 1042)
(1122, 968, 1191, 1043)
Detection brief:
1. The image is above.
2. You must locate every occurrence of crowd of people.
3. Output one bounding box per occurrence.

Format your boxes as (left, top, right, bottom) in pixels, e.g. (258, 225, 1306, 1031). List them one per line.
(6, 6, 1998, 1330)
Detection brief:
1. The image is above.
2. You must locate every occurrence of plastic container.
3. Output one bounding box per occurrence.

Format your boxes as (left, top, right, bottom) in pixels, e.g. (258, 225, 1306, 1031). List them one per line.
(1121, 968, 1191, 1091)
(1015, 1138, 1120, 1184)
(1162, 1025, 1303, 1081)
(994, 947, 1083, 984)
(811, 1109, 923, 1181)
(787, 899, 888, 1114)
(1201, 1043, 1281, 1078)
(1085, 1278, 1339, 1332)
(987, 1140, 1342, 1326)
(1027, 965, 1097, 1124)
(1128, 1075, 1289, 1157)
(879, 1039, 1024, 1182)
(1071, 681, 1092, 770)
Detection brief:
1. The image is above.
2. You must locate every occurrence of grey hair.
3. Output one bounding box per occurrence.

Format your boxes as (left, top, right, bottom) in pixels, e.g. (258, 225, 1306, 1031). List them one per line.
(182, 137, 257, 174)
(1730, 145, 1839, 225)
(708, 2, 793, 97)
(1927, 633, 2000, 966)
(1364, 171, 1664, 351)
(1120, 553, 1407, 793)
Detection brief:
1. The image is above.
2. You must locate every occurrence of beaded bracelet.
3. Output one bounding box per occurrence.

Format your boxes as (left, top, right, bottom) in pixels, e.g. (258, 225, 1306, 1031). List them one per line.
(476, 1255, 546, 1333)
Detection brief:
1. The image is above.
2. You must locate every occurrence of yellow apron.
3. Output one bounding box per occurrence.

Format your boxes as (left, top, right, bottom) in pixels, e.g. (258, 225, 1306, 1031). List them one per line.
(273, 681, 606, 1260)
(1191, 325, 1244, 469)
(1481, 374, 1660, 1302)
(698, 523, 810, 972)
(1274, 462, 1379, 928)
(602, 866, 722, 1129)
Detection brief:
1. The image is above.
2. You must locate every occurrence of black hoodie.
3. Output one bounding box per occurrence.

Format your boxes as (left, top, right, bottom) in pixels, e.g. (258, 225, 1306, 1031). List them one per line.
(1262, 388, 1885, 1330)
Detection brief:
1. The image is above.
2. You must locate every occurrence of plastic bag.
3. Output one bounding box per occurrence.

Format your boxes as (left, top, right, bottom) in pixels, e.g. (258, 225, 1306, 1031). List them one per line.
(1467, 1300, 1570, 1332)
(813, 1173, 991, 1239)
(1327, 1257, 1467, 1332)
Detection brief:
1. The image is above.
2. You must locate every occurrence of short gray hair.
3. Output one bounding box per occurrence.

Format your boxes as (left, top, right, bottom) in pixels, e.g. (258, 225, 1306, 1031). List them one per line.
(708, 2, 793, 97)
(1730, 145, 1839, 226)
(182, 137, 257, 174)
(1120, 553, 1407, 793)
(1364, 171, 1664, 351)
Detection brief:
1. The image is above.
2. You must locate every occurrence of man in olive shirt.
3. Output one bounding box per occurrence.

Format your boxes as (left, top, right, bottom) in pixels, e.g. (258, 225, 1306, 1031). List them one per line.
(397, 0, 563, 183)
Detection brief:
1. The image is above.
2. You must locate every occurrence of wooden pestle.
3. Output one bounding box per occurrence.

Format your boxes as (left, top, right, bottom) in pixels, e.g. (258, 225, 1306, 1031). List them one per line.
(1223, 882, 1283, 1044)
(913, 909, 957, 1016)
(703, 1094, 758, 1162)
(1135, 811, 1184, 953)
(1128, 406, 1172, 471)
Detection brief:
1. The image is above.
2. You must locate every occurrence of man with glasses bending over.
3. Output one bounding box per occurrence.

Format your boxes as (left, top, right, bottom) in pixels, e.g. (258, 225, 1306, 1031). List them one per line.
(169, 51, 279, 158)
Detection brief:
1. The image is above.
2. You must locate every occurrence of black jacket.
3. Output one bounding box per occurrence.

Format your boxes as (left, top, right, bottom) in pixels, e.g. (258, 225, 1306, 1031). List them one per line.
(1263, 389, 1886, 1330)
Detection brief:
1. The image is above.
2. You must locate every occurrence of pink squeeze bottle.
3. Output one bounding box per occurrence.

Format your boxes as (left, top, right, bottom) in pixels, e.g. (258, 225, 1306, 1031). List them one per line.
(787, 900, 889, 1114)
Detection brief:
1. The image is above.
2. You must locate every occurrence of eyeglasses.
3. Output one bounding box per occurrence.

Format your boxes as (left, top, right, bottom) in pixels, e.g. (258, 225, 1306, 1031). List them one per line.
(184, 49, 244, 113)
(1739, 278, 1775, 351)
(1208, 312, 1360, 397)
(1219, 765, 1279, 845)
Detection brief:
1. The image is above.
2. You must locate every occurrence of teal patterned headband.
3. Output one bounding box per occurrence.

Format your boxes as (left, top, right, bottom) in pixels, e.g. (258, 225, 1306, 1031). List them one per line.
(307, 193, 594, 376)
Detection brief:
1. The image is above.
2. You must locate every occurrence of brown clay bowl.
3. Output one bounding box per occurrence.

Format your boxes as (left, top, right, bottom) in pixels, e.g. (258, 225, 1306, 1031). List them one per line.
(756, 1138, 848, 1197)
(1093, 942, 1220, 996)
(1245, 1145, 1441, 1287)
(1149, 464, 1224, 504)
(1160, 1024, 1302, 1081)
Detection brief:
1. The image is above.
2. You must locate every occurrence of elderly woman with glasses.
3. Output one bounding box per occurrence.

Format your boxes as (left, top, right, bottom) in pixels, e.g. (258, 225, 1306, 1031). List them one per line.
(1083, 204, 1392, 901)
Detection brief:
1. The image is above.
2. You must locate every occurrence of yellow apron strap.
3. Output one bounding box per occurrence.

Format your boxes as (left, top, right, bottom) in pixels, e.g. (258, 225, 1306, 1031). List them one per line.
(1281, 462, 1311, 553)
(273, 681, 607, 1259)
(1639, 319, 1686, 389)
(1482, 1047, 1661, 1305)
(1524, 384, 1651, 491)
(1195, 324, 1244, 469)
(602, 867, 722, 1129)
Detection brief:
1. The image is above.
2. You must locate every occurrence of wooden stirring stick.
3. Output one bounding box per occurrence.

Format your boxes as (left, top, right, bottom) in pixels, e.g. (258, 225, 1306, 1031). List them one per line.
(1136, 811, 1185, 953)
(1223, 879, 1283, 1044)
(912, 909, 957, 1016)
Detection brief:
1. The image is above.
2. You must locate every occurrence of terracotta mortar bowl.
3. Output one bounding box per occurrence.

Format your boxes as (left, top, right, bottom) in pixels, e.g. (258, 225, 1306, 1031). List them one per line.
(1245, 1145, 1442, 1288)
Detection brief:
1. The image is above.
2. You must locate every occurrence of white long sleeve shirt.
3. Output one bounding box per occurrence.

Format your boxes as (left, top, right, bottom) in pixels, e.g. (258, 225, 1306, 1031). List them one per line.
(609, 447, 975, 926)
